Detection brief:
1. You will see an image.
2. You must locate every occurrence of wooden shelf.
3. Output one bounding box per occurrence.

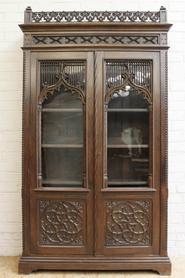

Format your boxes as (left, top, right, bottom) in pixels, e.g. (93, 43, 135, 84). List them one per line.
(108, 108, 148, 112)
(42, 144, 83, 148)
(101, 187, 156, 193)
(131, 158, 149, 162)
(35, 187, 90, 192)
(42, 179, 82, 185)
(107, 144, 149, 148)
(108, 180, 148, 185)
(42, 108, 82, 112)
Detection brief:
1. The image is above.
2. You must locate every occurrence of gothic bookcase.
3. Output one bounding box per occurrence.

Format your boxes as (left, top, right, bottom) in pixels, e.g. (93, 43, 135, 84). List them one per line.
(19, 6, 172, 275)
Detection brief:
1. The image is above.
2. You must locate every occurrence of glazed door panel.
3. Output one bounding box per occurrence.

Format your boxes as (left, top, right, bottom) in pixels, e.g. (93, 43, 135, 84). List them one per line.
(94, 51, 160, 256)
(29, 52, 94, 255)
(29, 50, 160, 257)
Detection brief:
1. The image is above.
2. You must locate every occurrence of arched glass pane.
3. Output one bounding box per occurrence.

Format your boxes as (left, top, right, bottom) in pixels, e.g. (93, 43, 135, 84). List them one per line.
(42, 87, 83, 145)
(106, 60, 152, 187)
(40, 61, 85, 188)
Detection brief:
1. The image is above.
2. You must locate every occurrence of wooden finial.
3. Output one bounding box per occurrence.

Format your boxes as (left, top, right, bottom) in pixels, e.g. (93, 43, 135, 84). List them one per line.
(24, 6, 32, 23)
(160, 6, 167, 22)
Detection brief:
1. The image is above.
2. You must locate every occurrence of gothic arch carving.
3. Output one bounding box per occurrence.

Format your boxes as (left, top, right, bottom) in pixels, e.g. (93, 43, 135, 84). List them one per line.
(105, 67, 152, 105)
(38, 69, 85, 105)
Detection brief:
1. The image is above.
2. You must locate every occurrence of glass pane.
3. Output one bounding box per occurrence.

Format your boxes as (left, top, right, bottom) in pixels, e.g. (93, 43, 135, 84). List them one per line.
(42, 111, 83, 144)
(106, 60, 152, 187)
(108, 89, 148, 109)
(43, 86, 82, 109)
(40, 61, 85, 187)
(42, 148, 83, 187)
(108, 111, 149, 145)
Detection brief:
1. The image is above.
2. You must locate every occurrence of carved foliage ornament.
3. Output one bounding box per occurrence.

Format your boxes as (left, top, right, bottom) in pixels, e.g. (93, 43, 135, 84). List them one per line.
(32, 11, 160, 23)
(38, 66, 85, 105)
(106, 200, 151, 246)
(39, 200, 84, 245)
(106, 66, 152, 105)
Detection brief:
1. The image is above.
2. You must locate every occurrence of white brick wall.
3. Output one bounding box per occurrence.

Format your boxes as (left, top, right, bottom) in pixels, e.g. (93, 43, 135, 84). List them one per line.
(0, 0, 185, 256)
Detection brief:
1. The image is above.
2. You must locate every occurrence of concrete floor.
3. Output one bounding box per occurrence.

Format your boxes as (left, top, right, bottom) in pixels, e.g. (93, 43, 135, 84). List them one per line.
(0, 257, 184, 277)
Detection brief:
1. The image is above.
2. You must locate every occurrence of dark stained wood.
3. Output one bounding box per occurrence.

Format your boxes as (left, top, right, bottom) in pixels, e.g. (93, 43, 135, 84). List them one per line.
(26, 8, 162, 23)
(19, 23, 172, 33)
(19, 6, 172, 275)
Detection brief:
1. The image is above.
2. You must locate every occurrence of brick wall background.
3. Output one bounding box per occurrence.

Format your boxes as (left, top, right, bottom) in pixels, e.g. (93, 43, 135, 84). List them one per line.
(0, 0, 185, 256)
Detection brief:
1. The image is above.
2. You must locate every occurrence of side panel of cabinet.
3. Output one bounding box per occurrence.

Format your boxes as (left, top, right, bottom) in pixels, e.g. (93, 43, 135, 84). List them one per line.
(22, 50, 32, 256)
(28, 51, 94, 255)
(94, 51, 161, 256)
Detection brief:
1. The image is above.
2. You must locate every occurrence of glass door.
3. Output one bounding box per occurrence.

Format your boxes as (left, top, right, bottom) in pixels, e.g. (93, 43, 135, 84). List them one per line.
(94, 51, 160, 256)
(39, 61, 85, 188)
(30, 52, 94, 255)
(106, 60, 152, 188)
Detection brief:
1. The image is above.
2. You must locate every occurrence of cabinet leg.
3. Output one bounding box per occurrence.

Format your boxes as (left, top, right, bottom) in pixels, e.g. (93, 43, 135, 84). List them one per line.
(153, 262, 172, 275)
(18, 262, 35, 274)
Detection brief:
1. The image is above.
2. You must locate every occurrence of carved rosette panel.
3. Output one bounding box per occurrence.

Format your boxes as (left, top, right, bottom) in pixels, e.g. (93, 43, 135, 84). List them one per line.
(32, 35, 159, 46)
(106, 200, 151, 246)
(39, 200, 85, 245)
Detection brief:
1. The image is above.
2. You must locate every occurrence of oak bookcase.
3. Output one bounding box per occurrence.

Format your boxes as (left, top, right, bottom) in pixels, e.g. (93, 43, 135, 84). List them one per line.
(19, 6, 172, 275)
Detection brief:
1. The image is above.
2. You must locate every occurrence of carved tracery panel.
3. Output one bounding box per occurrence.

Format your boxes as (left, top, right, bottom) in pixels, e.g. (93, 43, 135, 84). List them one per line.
(105, 60, 152, 103)
(39, 61, 86, 103)
(39, 200, 85, 245)
(106, 200, 151, 246)
(32, 35, 159, 46)
(31, 10, 161, 23)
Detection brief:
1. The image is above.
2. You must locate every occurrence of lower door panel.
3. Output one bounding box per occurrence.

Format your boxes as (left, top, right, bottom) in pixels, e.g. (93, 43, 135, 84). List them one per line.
(96, 192, 159, 256)
(30, 191, 93, 256)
